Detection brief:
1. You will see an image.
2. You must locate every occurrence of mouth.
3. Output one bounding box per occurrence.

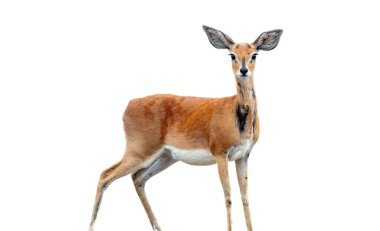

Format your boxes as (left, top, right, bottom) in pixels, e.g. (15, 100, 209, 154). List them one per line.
(238, 74, 250, 78)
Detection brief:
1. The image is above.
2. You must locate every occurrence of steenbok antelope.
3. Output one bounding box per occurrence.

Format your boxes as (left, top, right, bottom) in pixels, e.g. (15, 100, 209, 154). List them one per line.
(89, 25, 282, 231)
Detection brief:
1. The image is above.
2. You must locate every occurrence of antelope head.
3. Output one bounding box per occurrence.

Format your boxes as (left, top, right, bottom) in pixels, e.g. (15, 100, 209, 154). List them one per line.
(203, 25, 282, 80)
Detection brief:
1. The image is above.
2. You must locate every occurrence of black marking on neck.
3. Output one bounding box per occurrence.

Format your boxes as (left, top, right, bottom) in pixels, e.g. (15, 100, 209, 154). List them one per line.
(251, 88, 256, 99)
(238, 82, 244, 99)
(236, 104, 250, 133)
(252, 105, 257, 130)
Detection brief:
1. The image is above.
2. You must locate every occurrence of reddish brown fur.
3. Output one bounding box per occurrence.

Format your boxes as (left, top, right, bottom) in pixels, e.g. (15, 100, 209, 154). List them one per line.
(122, 43, 259, 160)
(123, 94, 259, 159)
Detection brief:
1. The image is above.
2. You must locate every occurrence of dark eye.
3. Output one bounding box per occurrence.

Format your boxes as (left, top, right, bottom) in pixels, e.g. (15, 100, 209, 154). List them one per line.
(251, 54, 258, 60)
(229, 54, 236, 61)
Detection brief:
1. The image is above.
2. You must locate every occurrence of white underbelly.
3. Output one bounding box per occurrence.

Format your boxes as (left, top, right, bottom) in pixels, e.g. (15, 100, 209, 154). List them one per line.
(166, 146, 216, 166)
(165, 141, 253, 166)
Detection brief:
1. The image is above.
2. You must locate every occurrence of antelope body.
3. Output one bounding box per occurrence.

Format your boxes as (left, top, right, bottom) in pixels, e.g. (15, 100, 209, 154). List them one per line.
(89, 25, 282, 231)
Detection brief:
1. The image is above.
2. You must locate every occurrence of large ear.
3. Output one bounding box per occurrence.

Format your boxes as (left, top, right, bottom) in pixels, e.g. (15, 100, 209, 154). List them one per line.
(202, 25, 235, 49)
(253, 29, 283, 51)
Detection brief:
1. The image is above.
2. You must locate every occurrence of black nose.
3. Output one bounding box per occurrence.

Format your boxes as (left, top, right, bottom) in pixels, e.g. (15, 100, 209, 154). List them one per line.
(240, 67, 248, 75)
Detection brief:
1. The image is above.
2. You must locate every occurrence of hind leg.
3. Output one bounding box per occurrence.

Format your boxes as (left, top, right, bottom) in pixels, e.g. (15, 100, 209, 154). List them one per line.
(132, 152, 176, 231)
(89, 156, 144, 231)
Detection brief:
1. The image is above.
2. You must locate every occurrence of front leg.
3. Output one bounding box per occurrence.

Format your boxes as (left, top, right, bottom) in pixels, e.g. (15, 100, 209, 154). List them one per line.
(216, 155, 232, 231)
(235, 155, 253, 231)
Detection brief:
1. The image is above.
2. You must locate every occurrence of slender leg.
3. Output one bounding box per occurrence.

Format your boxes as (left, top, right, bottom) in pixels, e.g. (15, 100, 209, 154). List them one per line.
(132, 152, 177, 231)
(216, 155, 232, 231)
(235, 156, 252, 231)
(89, 158, 143, 231)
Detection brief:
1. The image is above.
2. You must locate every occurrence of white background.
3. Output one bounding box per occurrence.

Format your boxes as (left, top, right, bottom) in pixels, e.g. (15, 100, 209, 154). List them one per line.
(1, 0, 379, 231)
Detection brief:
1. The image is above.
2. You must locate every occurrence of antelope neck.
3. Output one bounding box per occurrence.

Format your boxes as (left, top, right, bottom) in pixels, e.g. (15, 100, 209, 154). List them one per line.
(236, 76, 256, 105)
(235, 76, 257, 137)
